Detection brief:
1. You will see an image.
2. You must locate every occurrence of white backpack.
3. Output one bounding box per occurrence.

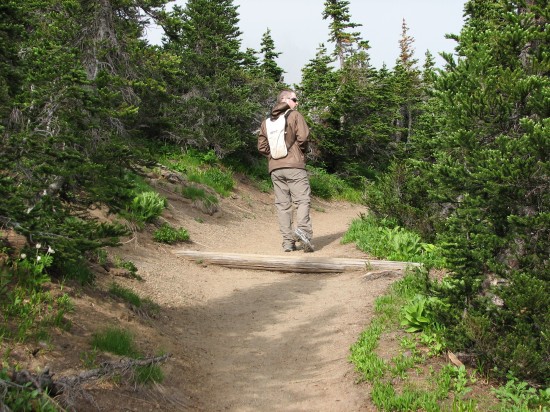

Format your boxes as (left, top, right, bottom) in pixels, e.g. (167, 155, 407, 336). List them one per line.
(265, 110, 291, 159)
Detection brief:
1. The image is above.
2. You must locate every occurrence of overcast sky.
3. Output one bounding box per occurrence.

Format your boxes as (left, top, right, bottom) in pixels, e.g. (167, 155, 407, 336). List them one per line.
(146, 0, 467, 85)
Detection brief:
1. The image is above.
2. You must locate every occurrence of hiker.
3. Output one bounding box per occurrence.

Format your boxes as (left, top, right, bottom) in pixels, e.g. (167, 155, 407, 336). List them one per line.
(258, 89, 314, 253)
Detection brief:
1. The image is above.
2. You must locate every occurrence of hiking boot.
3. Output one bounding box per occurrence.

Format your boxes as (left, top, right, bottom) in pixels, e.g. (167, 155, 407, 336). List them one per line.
(294, 228, 314, 253)
(283, 243, 296, 252)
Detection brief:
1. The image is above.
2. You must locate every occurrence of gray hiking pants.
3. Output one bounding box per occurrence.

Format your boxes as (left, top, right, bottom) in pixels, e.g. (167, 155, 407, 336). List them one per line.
(271, 168, 312, 247)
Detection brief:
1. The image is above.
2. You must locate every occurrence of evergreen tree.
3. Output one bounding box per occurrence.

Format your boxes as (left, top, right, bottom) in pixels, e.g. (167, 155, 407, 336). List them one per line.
(259, 28, 284, 83)
(422, 0, 548, 384)
(159, 0, 259, 157)
(298, 44, 339, 166)
(0, 0, 169, 271)
(322, 0, 369, 68)
(393, 19, 422, 143)
(0, 1, 25, 133)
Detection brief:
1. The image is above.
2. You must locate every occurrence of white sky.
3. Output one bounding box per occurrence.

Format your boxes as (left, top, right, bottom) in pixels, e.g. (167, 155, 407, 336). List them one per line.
(146, 0, 467, 85)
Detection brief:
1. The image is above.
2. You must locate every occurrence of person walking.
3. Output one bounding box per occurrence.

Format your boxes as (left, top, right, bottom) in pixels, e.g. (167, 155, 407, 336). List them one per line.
(258, 89, 314, 253)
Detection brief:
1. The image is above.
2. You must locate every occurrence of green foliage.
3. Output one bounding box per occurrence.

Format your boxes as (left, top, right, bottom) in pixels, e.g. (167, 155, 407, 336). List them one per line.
(342, 213, 445, 266)
(307, 166, 363, 202)
(349, 270, 490, 411)
(55, 258, 95, 285)
(181, 185, 219, 215)
(364, 160, 436, 240)
(188, 167, 234, 197)
(92, 327, 138, 357)
(153, 223, 189, 244)
(259, 28, 284, 82)
(111, 256, 139, 279)
(109, 283, 142, 307)
(109, 282, 160, 318)
(0, 245, 73, 341)
(400, 296, 433, 333)
(492, 372, 550, 412)
(128, 191, 166, 224)
(91, 326, 165, 384)
(0, 367, 58, 412)
(134, 364, 164, 385)
(161, 148, 235, 196)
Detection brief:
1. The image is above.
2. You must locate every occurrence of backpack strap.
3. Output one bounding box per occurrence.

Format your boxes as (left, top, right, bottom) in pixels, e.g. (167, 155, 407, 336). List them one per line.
(283, 110, 297, 152)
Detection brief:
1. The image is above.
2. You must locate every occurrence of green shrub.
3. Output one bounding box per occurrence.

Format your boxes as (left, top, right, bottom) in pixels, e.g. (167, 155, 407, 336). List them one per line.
(153, 223, 189, 244)
(363, 161, 436, 240)
(128, 191, 166, 223)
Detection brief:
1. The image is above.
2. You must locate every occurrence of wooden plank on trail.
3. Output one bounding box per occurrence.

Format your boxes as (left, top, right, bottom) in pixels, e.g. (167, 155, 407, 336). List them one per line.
(174, 250, 421, 273)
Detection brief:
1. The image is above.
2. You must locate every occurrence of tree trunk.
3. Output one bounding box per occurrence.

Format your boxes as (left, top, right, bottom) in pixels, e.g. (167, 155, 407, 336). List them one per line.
(174, 250, 420, 273)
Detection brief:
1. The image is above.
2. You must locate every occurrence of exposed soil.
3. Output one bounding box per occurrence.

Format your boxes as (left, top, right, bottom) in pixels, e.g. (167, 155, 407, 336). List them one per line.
(5, 176, 406, 411)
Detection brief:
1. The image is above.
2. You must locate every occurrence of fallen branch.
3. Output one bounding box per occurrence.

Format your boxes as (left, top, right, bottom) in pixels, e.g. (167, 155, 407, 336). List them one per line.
(2, 354, 171, 409)
(56, 353, 172, 390)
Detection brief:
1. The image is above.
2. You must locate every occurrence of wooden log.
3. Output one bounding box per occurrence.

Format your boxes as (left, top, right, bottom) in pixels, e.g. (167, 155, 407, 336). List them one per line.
(174, 250, 421, 273)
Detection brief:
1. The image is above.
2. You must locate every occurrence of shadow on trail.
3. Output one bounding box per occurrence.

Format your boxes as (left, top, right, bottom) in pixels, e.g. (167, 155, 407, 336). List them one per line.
(312, 230, 347, 251)
(179, 271, 351, 410)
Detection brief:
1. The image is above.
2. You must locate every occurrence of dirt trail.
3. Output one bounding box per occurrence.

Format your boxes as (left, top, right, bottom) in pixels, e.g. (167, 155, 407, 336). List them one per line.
(72, 181, 398, 411)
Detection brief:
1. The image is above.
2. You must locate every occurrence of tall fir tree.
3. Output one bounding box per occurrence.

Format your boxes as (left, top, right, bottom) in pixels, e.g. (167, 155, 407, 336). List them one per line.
(392, 19, 422, 143)
(322, 0, 369, 68)
(259, 28, 284, 83)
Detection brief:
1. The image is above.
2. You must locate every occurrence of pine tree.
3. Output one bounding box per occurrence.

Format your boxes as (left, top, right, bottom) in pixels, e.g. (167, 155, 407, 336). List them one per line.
(298, 44, 339, 166)
(322, 0, 369, 68)
(259, 28, 284, 82)
(422, 0, 549, 384)
(393, 19, 422, 143)
(159, 0, 259, 157)
(0, 0, 170, 270)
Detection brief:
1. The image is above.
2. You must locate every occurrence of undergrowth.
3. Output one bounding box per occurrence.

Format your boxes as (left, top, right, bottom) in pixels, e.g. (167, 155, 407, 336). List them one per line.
(342, 213, 445, 267)
(349, 268, 549, 411)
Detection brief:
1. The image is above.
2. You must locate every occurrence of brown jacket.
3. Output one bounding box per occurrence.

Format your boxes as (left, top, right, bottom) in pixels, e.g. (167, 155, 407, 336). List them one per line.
(258, 102, 310, 173)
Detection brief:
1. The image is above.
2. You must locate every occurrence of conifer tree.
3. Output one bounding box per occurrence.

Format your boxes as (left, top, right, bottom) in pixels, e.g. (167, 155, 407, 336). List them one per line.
(0, 0, 168, 269)
(322, 0, 369, 68)
(393, 19, 422, 142)
(298, 44, 339, 166)
(159, 0, 258, 157)
(259, 28, 284, 82)
(420, 0, 548, 384)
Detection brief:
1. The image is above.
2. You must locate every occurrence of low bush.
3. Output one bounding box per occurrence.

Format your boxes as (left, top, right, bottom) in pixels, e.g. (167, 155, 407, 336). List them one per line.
(153, 223, 189, 244)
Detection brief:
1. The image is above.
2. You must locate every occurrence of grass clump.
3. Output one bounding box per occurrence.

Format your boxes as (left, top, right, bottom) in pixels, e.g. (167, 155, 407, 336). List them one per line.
(181, 185, 219, 214)
(153, 223, 189, 244)
(90, 326, 165, 385)
(92, 326, 138, 357)
(109, 283, 160, 317)
(188, 167, 234, 197)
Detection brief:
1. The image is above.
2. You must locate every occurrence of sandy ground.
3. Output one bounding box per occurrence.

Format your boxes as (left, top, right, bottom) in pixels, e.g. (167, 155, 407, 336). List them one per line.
(33, 178, 401, 411)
